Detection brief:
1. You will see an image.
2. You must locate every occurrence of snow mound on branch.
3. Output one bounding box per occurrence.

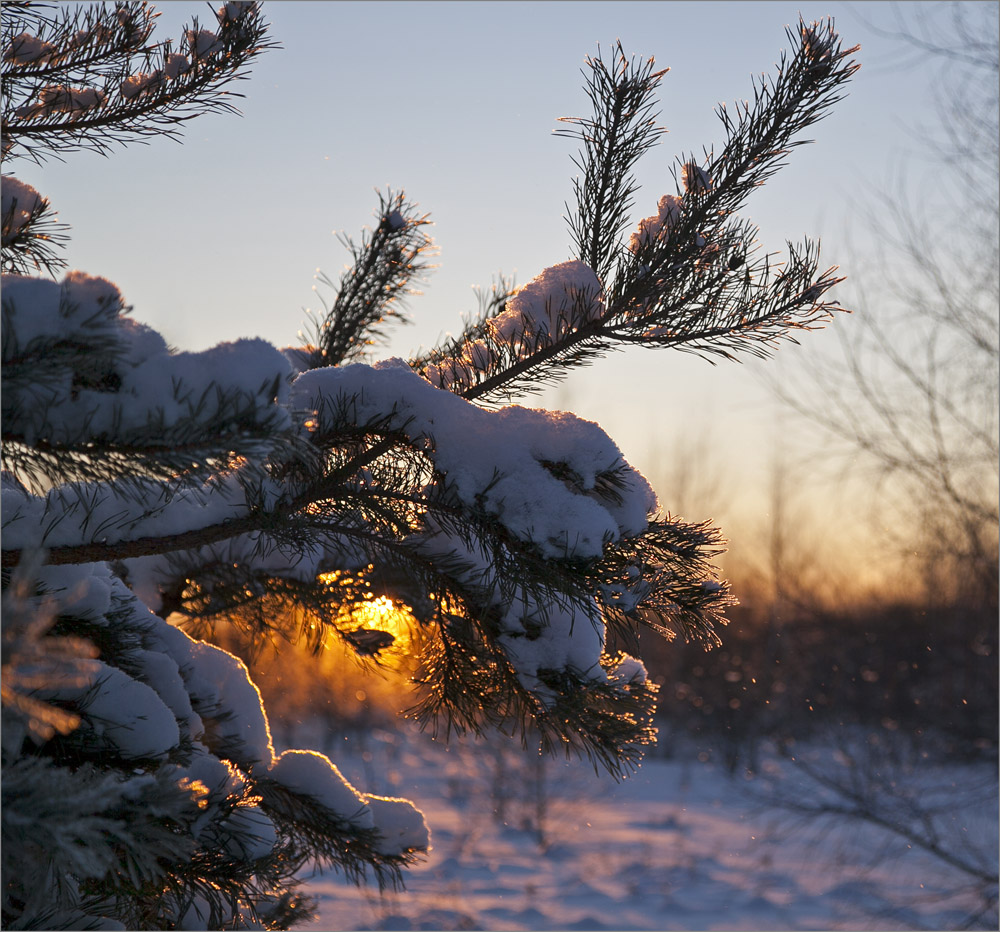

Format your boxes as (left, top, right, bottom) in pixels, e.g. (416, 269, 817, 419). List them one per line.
(186, 28, 222, 58)
(109, 336, 291, 434)
(220, 805, 277, 861)
(609, 653, 649, 686)
(365, 795, 432, 854)
(163, 53, 188, 79)
(1, 177, 44, 235)
(269, 749, 373, 827)
(2, 474, 237, 552)
(121, 72, 161, 100)
(217, 1, 256, 24)
(293, 359, 656, 560)
(34, 561, 116, 621)
(131, 648, 199, 732)
(413, 524, 606, 687)
(3, 32, 55, 65)
(422, 261, 604, 392)
(267, 750, 430, 855)
(37, 660, 180, 759)
(490, 259, 604, 341)
(630, 194, 682, 252)
(2, 272, 123, 357)
(156, 628, 276, 769)
(14, 85, 105, 119)
(497, 599, 605, 684)
(2, 272, 293, 447)
(682, 161, 712, 194)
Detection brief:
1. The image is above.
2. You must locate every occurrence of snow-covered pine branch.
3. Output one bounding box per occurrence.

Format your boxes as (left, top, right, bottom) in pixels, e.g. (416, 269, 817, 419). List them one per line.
(1, 557, 428, 930)
(2, 9, 856, 930)
(413, 19, 858, 403)
(1, 272, 297, 493)
(1, 1, 276, 280)
(300, 189, 436, 369)
(1, 0, 276, 163)
(0, 173, 68, 275)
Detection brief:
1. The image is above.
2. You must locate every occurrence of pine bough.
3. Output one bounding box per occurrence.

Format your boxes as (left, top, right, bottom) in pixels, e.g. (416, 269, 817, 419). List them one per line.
(1, 3, 858, 929)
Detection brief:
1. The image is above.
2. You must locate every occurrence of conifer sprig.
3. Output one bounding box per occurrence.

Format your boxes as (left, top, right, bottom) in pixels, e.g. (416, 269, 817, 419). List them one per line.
(557, 39, 669, 286)
(415, 18, 858, 405)
(302, 189, 436, 369)
(0, 175, 68, 274)
(2, 0, 277, 163)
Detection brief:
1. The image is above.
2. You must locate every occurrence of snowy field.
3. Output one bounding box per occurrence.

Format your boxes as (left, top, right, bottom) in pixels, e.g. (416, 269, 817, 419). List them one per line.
(282, 724, 998, 931)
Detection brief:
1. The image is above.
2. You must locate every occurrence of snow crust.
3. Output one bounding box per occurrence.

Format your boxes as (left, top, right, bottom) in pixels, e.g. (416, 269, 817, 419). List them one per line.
(176, 635, 276, 768)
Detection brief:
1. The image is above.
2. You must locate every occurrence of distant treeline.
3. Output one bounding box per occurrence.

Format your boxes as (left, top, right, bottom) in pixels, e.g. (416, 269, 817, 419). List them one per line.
(634, 593, 998, 768)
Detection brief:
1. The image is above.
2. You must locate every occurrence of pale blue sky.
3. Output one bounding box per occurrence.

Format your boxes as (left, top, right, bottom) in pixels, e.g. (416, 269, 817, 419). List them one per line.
(11, 1, 945, 568)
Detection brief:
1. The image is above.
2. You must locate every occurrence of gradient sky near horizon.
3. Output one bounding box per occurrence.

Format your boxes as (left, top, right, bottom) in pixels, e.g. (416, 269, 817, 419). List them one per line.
(10, 1, 950, 580)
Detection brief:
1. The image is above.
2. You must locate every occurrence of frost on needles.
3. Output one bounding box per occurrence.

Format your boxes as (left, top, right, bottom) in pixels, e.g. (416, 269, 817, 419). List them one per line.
(1, 4, 859, 930)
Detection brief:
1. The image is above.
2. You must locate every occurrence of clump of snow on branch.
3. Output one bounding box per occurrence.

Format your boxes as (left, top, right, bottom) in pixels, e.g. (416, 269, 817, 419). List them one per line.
(491, 259, 604, 341)
(681, 160, 712, 194)
(2, 272, 293, 448)
(14, 85, 105, 120)
(629, 194, 683, 253)
(121, 71, 161, 99)
(3, 271, 123, 349)
(1, 176, 42, 236)
(269, 750, 372, 825)
(3, 32, 55, 66)
(294, 358, 655, 560)
(36, 660, 181, 759)
(365, 795, 432, 854)
(217, 1, 257, 24)
(186, 29, 222, 58)
(608, 653, 649, 686)
(414, 523, 611, 691)
(163, 52, 189, 79)
(423, 260, 604, 391)
(269, 749, 433, 853)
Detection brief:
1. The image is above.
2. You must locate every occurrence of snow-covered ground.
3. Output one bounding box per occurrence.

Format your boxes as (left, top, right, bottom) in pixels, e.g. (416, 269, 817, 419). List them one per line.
(284, 724, 998, 931)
